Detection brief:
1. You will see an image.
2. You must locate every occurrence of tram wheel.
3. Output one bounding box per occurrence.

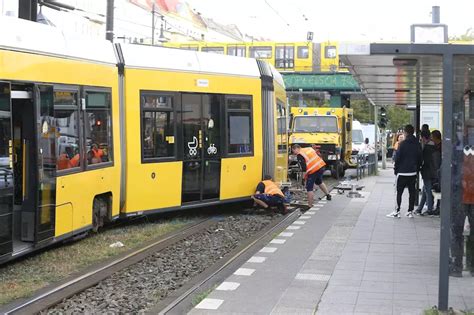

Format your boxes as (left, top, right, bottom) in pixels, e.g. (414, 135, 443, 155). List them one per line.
(92, 196, 109, 232)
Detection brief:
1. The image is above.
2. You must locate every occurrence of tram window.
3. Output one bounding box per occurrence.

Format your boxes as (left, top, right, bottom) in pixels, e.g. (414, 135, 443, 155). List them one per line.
(84, 91, 112, 166)
(227, 46, 246, 57)
(325, 46, 337, 59)
(226, 98, 253, 155)
(180, 45, 198, 51)
(249, 47, 272, 59)
(277, 100, 287, 153)
(141, 94, 175, 160)
(297, 46, 309, 59)
(201, 47, 224, 54)
(54, 91, 81, 171)
(227, 98, 251, 110)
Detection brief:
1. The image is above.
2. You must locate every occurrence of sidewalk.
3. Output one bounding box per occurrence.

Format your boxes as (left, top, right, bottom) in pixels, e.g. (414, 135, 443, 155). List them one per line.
(189, 169, 474, 315)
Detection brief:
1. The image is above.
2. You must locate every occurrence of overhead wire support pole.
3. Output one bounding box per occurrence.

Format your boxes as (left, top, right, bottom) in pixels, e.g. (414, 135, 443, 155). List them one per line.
(106, 0, 114, 42)
(152, 3, 155, 45)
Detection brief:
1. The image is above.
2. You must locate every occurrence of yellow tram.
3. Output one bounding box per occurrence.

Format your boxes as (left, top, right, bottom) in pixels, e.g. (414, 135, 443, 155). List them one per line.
(163, 41, 348, 73)
(0, 17, 288, 264)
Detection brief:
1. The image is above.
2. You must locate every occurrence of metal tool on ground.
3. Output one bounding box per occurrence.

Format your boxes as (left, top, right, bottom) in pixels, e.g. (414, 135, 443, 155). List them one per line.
(334, 177, 365, 198)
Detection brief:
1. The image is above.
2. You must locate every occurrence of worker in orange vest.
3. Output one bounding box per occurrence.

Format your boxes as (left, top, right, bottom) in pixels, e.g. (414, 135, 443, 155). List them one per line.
(252, 175, 287, 214)
(292, 144, 331, 208)
(57, 153, 71, 170)
(91, 143, 104, 162)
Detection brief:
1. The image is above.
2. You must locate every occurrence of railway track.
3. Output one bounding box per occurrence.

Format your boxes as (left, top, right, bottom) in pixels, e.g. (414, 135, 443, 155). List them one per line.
(152, 210, 301, 314)
(1, 219, 216, 315)
(1, 208, 302, 315)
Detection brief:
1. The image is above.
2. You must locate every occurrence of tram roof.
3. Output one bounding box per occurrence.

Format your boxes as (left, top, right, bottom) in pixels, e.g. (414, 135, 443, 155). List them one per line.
(0, 16, 116, 65)
(119, 43, 262, 78)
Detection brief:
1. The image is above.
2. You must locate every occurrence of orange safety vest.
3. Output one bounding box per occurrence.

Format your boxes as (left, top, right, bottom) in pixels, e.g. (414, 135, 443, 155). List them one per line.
(262, 180, 284, 197)
(57, 153, 71, 170)
(92, 148, 104, 160)
(70, 154, 80, 167)
(300, 147, 326, 175)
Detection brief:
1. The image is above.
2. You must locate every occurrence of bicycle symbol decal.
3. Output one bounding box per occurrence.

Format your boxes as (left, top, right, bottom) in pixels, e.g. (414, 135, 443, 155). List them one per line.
(188, 136, 198, 156)
(207, 144, 217, 155)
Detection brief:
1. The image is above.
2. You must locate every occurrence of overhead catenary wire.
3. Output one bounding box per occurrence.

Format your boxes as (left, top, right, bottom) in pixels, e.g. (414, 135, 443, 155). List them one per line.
(263, 0, 290, 27)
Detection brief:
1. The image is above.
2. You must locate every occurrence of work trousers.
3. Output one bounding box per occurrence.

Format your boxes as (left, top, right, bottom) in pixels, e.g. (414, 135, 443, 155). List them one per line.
(450, 204, 474, 272)
(396, 175, 417, 212)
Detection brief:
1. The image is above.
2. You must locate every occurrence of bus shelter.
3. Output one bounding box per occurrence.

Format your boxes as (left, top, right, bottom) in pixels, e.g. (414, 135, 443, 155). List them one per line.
(340, 43, 474, 311)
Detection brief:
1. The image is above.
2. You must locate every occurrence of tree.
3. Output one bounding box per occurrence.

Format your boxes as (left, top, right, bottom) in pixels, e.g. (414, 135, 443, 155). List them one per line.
(450, 28, 474, 41)
(387, 106, 410, 132)
(351, 99, 373, 123)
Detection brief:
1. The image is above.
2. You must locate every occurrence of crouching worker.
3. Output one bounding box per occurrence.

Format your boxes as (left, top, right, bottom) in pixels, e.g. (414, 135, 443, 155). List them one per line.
(252, 175, 288, 214)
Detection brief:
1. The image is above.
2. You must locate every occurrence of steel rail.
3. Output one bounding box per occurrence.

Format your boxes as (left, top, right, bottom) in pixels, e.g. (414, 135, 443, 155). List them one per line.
(1, 218, 217, 315)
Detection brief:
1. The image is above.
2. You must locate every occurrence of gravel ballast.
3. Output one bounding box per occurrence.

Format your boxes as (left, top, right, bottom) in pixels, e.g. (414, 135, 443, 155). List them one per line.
(45, 211, 279, 314)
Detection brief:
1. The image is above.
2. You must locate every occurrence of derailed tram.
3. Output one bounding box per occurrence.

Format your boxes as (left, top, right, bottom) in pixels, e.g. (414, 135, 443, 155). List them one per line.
(0, 17, 288, 264)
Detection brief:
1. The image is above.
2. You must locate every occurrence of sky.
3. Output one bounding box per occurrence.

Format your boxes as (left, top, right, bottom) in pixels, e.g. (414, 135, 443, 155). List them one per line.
(186, 0, 473, 42)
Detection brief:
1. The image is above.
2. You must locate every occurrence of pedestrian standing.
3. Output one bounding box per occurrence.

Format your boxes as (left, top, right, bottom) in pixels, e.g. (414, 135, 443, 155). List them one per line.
(415, 130, 436, 215)
(387, 125, 422, 218)
(392, 133, 405, 162)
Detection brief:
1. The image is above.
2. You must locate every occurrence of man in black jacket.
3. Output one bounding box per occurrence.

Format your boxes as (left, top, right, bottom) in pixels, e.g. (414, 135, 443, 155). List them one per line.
(387, 124, 422, 218)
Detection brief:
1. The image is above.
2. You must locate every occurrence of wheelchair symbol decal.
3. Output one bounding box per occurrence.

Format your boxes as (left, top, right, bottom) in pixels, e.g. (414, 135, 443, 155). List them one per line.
(207, 144, 217, 155)
(188, 136, 198, 156)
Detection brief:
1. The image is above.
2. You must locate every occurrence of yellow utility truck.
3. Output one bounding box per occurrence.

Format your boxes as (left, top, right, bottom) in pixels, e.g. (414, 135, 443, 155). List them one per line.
(289, 107, 354, 178)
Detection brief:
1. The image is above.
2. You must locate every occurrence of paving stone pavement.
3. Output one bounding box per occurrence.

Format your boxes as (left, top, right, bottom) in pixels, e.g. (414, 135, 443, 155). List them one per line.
(189, 169, 474, 315)
(316, 169, 474, 315)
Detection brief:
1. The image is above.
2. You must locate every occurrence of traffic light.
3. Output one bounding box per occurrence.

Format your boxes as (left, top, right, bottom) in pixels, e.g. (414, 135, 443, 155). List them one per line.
(378, 107, 388, 129)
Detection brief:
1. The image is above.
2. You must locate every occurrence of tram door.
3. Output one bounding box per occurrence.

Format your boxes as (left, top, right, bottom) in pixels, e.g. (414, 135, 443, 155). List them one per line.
(181, 94, 222, 203)
(0, 82, 13, 258)
(0, 83, 56, 259)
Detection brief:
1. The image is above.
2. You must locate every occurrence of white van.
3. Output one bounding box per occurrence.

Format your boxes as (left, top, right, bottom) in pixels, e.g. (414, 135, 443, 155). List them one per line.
(360, 123, 381, 158)
(351, 120, 366, 163)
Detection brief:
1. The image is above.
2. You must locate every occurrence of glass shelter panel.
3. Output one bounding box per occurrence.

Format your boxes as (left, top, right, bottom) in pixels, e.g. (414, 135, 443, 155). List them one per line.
(449, 56, 474, 286)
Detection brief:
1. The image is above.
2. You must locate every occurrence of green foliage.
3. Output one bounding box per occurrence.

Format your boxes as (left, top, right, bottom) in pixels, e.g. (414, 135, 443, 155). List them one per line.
(387, 106, 411, 132)
(352, 99, 373, 123)
(450, 28, 474, 41)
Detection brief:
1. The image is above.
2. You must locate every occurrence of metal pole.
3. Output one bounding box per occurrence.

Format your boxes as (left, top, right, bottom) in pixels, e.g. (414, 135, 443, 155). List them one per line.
(382, 129, 386, 169)
(152, 3, 155, 45)
(415, 64, 421, 206)
(374, 106, 378, 175)
(438, 52, 453, 311)
(18, 0, 37, 21)
(432, 6, 440, 23)
(106, 0, 114, 42)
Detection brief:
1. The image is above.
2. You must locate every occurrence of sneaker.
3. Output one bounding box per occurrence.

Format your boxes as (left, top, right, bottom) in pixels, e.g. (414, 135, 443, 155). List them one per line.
(326, 194, 332, 201)
(414, 210, 422, 216)
(406, 211, 414, 218)
(449, 269, 463, 277)
(424, 210, 440, 217)
(386, 211, 401, 218)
